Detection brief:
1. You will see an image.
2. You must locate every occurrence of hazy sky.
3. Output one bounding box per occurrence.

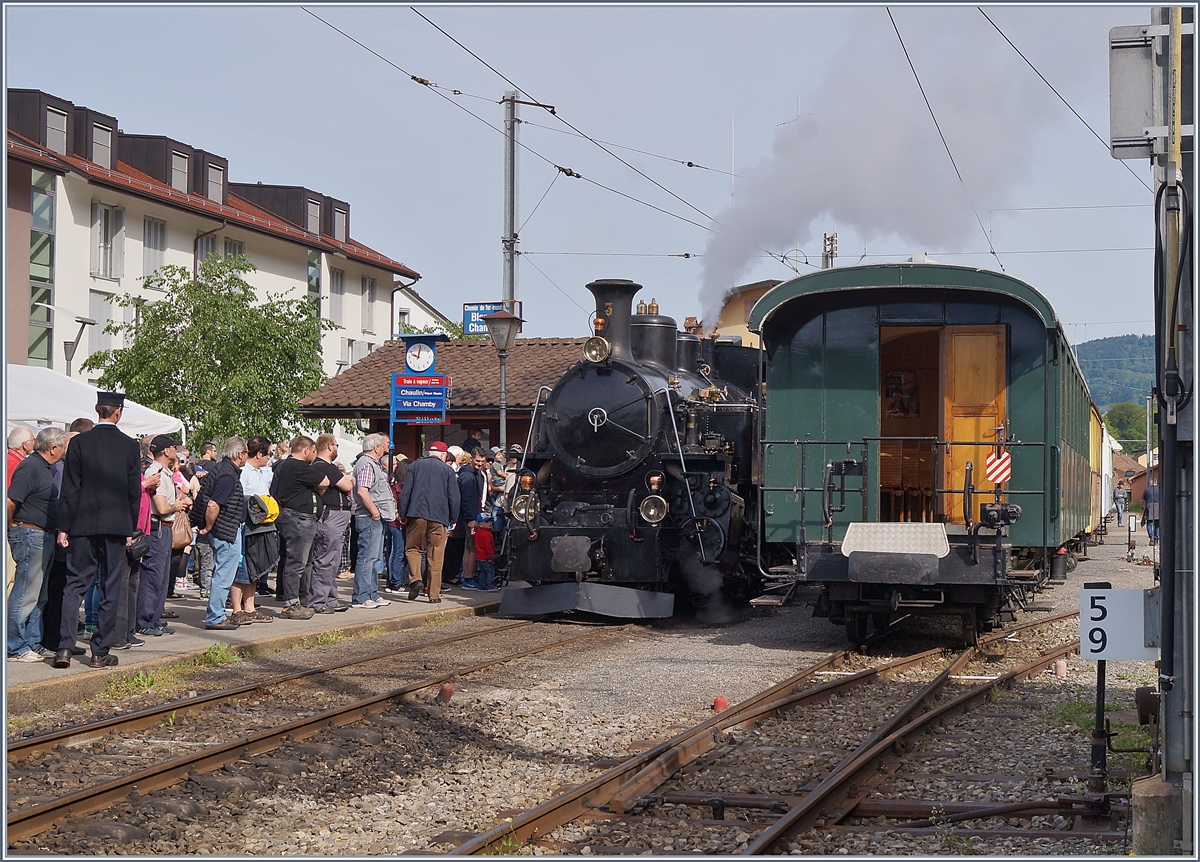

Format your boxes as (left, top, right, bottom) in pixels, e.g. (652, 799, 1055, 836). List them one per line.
(6, 3, 1158, 345)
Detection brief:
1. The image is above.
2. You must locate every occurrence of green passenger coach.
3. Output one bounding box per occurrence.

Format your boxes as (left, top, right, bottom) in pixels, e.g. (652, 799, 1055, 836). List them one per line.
(748, 262, 1101, 645)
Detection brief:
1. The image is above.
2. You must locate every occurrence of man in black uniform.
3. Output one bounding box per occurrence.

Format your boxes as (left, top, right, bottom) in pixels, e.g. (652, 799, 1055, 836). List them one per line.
(54, 391, 142, 669)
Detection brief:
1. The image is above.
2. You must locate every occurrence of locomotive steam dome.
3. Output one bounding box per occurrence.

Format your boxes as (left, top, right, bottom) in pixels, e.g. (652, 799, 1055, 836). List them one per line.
(546, 279, 660, 477)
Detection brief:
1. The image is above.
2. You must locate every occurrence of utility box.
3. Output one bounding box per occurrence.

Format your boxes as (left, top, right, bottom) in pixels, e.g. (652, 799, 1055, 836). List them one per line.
(1109, 24, 1159, 159)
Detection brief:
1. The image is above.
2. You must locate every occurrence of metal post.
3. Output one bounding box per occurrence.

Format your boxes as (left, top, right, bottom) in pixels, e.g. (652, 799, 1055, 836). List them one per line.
(502, 91, 519, 313)
(1090, 658, 1109, 791)
(498, 348, 508, 453)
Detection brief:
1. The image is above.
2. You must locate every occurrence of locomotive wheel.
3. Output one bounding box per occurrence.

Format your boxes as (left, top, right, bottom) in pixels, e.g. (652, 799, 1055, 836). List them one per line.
(845, 612, 868, 648)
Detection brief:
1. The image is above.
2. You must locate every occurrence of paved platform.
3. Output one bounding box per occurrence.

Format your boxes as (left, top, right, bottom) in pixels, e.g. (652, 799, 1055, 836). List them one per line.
(5, 580, 501, 715)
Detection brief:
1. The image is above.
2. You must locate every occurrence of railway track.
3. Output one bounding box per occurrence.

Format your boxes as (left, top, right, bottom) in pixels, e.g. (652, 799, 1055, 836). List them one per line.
(6, 621, 624, 843)
(450, 611, 1127, 855)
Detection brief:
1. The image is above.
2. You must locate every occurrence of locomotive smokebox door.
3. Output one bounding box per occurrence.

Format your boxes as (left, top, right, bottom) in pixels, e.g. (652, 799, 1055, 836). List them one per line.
(550, 536, 593, 572)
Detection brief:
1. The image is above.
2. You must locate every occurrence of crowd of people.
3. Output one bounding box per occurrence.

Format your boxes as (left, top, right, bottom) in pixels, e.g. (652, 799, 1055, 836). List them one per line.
(5, 394, 521, 669)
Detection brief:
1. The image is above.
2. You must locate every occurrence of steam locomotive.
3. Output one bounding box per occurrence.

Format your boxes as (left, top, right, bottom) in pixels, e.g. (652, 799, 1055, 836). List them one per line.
(497, 279, 760, 618)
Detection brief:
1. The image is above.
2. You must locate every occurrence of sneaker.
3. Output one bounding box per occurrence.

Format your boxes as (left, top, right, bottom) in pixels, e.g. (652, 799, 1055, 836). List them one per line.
(9, 651, 44, 663)
(381, 587, 406, 598)
(280, 604, 315, 620)
(336, 570, 355, 580)
(230, 611, 256, 625)
(483, 587, 502, 592)
(136, 627, 166, 637)
(35, 646, 56, 658)
(461, 581, 479, 590)
(127, 637, 147, 648)
(351, 600, 380, 609)
(314, 606, 338, 614)
(333, 602, 351, 612)
(373, 597, 391, 606)
(199, 590, 210, 599)
(175, 579, 199, 591)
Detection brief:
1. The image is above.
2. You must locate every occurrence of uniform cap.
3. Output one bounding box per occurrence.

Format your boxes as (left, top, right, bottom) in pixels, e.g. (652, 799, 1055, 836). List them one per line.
(96, 391, 126, 407)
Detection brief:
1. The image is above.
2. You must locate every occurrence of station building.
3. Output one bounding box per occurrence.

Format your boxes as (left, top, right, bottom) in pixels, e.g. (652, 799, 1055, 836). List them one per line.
(6, 88, 449, 383)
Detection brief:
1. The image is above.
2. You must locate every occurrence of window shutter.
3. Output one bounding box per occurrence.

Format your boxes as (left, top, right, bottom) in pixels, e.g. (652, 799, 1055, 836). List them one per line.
(90, 200, 101, 275)
(111, 208, 125, 279)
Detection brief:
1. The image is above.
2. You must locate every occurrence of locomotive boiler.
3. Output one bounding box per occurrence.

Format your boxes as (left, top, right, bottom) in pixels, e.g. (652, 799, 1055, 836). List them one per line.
(498, 279, 759, 618)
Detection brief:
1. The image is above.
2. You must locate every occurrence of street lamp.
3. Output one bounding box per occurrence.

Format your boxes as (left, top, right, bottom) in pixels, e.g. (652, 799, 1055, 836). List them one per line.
(481, 308, 524, 452)
(34, 303, 96, 377)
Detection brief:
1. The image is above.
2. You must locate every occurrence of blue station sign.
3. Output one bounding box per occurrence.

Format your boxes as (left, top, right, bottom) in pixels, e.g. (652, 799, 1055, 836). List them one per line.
(391, 371, 448, 426)
(463, 301, 523, 336)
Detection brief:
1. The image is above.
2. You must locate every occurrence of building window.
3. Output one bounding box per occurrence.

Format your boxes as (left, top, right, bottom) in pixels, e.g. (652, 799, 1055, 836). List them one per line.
(329, 268, 344, 325)
(224, 237, 243, 258)
(196, 233, 217, 260)
(361, 276, 375, 333)
(46, 108, 67, 154)
(340, 337, 354, 365)
(171, 152, 188, 192)
(307, 250, 321, 313)
(395, 308, 410, 333)
(307, 199, 320, 234)
(29, 170, 56, 367)
(208, 165, 223, 203)
(334, 208, 347, 242)
(88, 290, 116, 360)
(93, 124, 112, 167)
(351, 339, 368, 364)
(143, 217, 166, 278)
(90, 201, 125, 279)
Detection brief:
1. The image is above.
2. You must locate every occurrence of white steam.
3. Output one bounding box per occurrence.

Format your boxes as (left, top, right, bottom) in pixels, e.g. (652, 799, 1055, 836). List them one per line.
(699, 6, 1100, 323)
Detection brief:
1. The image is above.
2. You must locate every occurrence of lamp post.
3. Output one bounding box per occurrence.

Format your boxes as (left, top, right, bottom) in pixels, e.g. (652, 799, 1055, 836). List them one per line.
(481, 309, 523, 452)
(63, 316, 98, 378)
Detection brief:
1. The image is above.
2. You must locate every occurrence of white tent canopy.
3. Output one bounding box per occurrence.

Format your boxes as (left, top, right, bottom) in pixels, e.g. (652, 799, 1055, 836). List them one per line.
(6, 365, 184, 438)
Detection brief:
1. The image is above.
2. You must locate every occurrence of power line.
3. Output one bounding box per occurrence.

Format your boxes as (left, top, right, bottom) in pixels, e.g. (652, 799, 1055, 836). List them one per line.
(520, 120, 739, 177)
(523, 251, 701, 258)
(887, 7, 1004, 272)
(988, 204, 1153, 212)
(302, 8, 712, 233)
(410, 6, 718, 225)
(519, 170, 559, 233)
(520, 254, 590, 314)
(978, 8, 1155, 195)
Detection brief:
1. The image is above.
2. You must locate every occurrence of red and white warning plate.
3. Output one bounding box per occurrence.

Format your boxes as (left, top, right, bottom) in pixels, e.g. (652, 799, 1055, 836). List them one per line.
(985, 450, 1012, 484)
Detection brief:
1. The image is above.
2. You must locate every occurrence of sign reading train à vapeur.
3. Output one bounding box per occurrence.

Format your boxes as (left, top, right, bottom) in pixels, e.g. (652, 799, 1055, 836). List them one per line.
(463, 301, 524, 335)
(391, 373, 448, 425)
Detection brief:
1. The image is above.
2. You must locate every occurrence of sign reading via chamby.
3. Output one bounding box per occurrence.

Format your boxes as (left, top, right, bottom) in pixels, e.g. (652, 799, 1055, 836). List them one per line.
(1079, 588, 1159, 661)
(463, 301, 524, 336)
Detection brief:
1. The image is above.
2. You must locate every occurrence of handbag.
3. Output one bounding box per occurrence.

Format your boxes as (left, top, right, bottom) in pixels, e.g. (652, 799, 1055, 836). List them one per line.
(127, 529, 150, 562)
(171, 514, 193, 550)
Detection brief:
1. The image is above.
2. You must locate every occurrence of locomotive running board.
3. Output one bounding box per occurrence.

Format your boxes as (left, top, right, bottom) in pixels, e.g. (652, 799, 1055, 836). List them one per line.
(497, 582, 674, 619)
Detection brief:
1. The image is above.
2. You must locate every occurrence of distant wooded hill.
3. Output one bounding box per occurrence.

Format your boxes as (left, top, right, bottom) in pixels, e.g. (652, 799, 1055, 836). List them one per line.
(1073, 334, 1154, 411)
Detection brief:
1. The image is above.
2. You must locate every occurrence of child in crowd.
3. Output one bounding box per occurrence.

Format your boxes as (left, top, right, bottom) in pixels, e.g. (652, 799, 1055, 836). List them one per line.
(463, 513, 500, 592)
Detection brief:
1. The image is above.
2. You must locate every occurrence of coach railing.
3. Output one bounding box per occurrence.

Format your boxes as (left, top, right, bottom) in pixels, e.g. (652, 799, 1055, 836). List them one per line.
(756, 436, 1050, 582)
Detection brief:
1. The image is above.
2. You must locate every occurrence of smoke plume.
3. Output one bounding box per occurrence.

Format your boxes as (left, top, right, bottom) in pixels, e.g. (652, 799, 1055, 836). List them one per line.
(698, 6, 1097, 324)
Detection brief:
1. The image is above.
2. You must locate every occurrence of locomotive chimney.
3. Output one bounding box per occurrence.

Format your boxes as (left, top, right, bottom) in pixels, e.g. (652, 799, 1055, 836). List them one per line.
(586, 278, 642, 362)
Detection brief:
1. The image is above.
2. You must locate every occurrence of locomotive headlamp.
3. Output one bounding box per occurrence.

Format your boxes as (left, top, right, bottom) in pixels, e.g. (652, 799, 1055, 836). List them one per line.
(639, 494, 668, 525)
(513, 494, 540, 524)
(583, 336, 612, 363)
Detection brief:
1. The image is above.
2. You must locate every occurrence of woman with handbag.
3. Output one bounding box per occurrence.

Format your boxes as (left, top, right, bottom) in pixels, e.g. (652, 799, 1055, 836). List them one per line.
(163, 454, 195, 608)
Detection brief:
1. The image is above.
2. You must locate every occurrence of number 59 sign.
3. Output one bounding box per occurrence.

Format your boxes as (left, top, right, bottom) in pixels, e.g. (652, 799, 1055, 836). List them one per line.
(1079, 589, 1159, 661)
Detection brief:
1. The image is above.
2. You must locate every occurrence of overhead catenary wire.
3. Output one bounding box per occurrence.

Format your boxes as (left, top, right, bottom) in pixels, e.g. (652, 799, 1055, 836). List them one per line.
(887, 7, 1004, 272)
(519, 170, 560, 233)
(302, 7, 713, 234)
(520, 119, 741, 178)
(978, 7, 1155, 196)
(410, 6, 718, 226)
(519, 254, 590, 314)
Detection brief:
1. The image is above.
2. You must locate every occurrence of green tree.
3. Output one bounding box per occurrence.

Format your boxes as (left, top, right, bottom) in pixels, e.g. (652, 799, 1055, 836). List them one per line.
(81, 255, 334, 445)
(1104, 400, 1158, 451)
(398, 319, 482, 339)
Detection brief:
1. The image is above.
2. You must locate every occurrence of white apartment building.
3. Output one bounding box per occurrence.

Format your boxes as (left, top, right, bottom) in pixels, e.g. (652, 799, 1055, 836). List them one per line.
(6, 88, 449, 383)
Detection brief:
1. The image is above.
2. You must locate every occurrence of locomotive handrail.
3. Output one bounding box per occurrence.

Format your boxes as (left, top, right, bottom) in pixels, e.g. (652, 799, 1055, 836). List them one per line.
(651, 387, 707, 564)
(963, 461, 974, 530)
(520, 385, 554, 471)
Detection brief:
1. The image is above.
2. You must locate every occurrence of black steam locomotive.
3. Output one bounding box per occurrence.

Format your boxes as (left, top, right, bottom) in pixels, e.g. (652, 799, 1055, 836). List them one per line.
(498, 279, 760, 618)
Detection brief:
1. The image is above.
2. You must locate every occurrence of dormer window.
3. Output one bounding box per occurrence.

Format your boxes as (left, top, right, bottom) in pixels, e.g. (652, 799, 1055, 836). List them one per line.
(334, 208, 347, 242)
(46, 108, 67, 154)
(92, 124, 112, 167)
(171, 151, 188, 192)
(307, 199, 320, 234)
(207, 164, 223, 203)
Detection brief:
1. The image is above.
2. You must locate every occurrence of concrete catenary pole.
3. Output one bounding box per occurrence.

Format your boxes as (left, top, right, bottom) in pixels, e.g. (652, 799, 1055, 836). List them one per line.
(502, 91, 520, 313)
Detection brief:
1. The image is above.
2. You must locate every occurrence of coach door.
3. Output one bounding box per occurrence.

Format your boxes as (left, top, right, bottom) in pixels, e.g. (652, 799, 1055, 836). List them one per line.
(942, 325, 1006, 524)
